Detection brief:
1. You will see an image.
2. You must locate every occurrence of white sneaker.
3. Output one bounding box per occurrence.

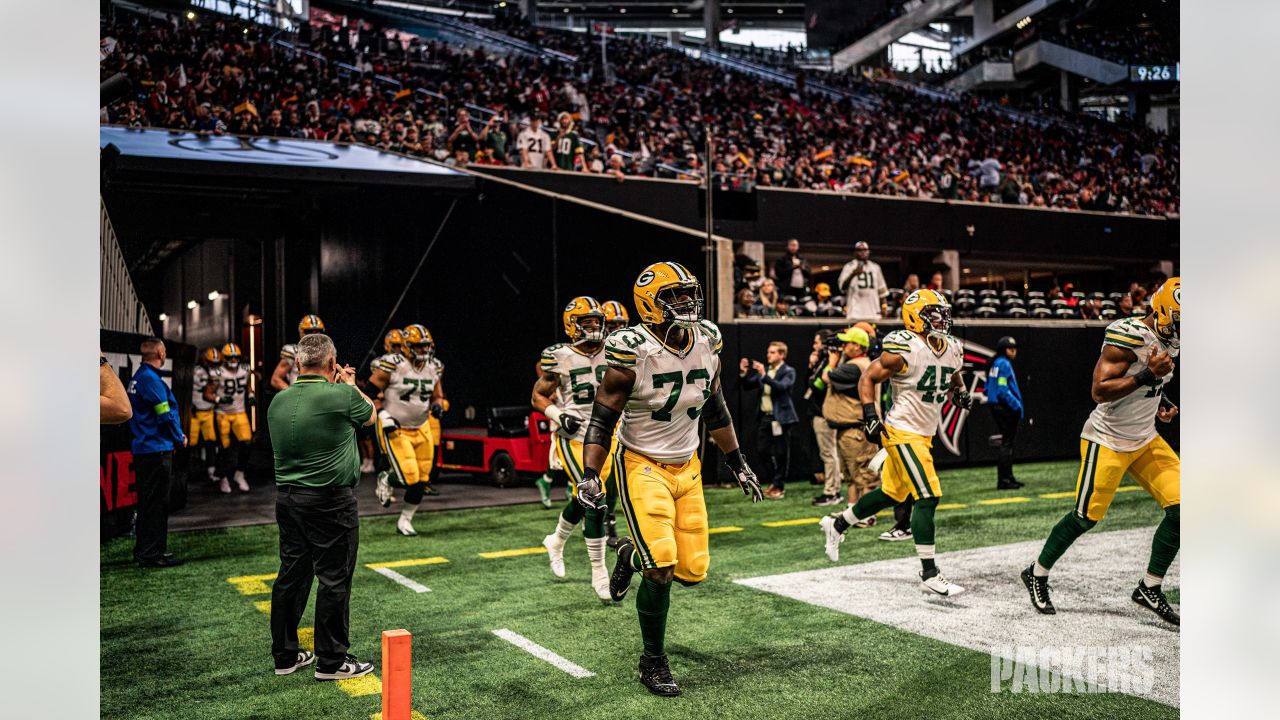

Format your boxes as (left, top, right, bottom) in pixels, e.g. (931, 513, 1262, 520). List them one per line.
(314, 654, 374, 681)
(218, 477, 232, 494)
(396, 516, 417, 536)
(274, 650, 315, 676)
(375, 472, 395, 508)
(921, 571, 965, 596)
(360, 457, 374, 474)
(542, 534, 566, 578)
(819, 515, 844, 562)
(234, 471, 250, 492)
(591, 563, 611, 603)
(879, 527, 913, 542)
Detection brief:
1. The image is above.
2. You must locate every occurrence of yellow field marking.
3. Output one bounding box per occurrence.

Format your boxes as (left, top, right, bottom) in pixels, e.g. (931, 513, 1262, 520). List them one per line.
(936, 503, 968, 510)
(480, 547, 548, 559)
(762, 517, 821, 528)
(227, 573, 277, 595)
(707, 526, 744, 534)
(253, 600, 271, 615)
(367, 557, 450, 570)
(977, 496, 1032, 505)
(337, 674, 382, 697)
(299, 627, 314, 652)
(371, 711, 428, 720)
(1040, 492, 1075, 499)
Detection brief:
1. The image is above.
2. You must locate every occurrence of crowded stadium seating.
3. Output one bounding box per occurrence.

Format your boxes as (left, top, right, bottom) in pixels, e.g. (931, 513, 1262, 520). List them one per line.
(100, 6, 1178, 216)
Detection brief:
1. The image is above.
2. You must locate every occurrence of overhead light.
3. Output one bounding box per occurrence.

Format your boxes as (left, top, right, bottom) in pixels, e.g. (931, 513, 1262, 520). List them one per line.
(187, 300, 198, 310)
(777, 8, 784, 13)
(208, 290, 221, 301)
(158, 313, 168, 322)
(619, 7, 626, 12)
(185, 11, 195, 20)
(727, 8, 734, 13)
(563, 7, 569, 12)
(243, 28, 249, 34)
(1015, 15, 1032, 29)
(498, 1, 507, 6)
(672, 8, 678, 13)
(962, 268, 971, 274)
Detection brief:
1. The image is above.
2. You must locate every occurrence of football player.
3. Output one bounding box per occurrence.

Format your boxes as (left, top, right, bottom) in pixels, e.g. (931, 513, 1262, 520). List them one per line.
(533, 297, 613, 602)
(271, 314, 325, 391)
(424, 328, 448, 497)
(370, 324, 443, 536)
(188, 347, 222, 480)
(580, 261, 761, 696)
(819, 290, 972, 596)
(214, 343, 254, 493)
(1022, 278, 1181, 625)
(602, 300, 630, 334)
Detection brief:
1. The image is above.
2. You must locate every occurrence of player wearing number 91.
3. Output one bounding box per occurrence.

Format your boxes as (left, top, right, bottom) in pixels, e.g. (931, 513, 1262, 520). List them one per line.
(580, 261, 761, 697)
(820, 289, 972, 597)
(532, 296, 616, 602)
(369, 323, 443, 537)
(1022, 278, 1181, 626)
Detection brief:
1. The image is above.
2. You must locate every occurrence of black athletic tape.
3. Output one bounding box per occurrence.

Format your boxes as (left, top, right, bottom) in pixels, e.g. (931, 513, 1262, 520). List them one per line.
(724, 449, 746, 472)
(703, 387, 733, 430)
(584, 401, 621, 449)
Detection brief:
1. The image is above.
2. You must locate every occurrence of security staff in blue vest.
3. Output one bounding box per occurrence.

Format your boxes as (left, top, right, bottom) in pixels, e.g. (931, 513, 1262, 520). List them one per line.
(126, 338, 187, 567)
(986, 336, 1025, 490)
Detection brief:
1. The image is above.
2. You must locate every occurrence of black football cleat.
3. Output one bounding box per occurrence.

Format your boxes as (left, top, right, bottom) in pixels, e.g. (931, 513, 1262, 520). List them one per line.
(1021, 564, 1056, 614)
(610, 537, 637, 602)
(1132, 582, 1179, 626)
(638, 654, 681, 697)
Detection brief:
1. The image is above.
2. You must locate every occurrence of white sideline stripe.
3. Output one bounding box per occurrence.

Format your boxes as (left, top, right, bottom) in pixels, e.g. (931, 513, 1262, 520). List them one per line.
(371, 567, 431, 593)
(491, 629, 596, 678)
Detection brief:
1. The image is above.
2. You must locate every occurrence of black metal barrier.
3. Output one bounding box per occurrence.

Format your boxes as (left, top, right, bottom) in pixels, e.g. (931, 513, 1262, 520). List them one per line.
(719, 320, 1179, 482)
(471, 167, 1178, 263)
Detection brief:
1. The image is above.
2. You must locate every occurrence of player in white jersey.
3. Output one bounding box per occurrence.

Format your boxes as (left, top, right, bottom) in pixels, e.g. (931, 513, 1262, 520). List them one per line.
(214, 343, 254, 493)
(532, 296, 614, 602)
(578, 261, 761, 697)
(837, 241, 887, 320)
(271, 314, 325, 391)
(370, 324, 443, 536)
(188, 347, 222, 481)
(1023, 278, 1181, 626)
(819, 290, 973, 596)
(600, 299, 630, 545)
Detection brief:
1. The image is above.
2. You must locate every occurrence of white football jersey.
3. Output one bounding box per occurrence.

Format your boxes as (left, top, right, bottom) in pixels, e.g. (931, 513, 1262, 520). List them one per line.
(377, 353, 439, 429)
(215, 365, 250, 414)
(880, 330, 963, 437)
(606, 321, 722, 464)
(838, 259, 887, 320)
(280, 343, 300, 386)
(540, 343, 607, 443)
(191, 365, 221, 411)
(1081, 317, 1178, 452)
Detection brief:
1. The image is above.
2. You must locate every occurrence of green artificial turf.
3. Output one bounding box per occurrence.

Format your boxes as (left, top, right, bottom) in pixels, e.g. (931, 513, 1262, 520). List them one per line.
(101, 460, 1178, 720)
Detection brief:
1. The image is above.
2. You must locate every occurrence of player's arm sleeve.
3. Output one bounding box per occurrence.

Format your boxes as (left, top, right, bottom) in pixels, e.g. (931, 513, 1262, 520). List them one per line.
(879, 333, 911, 357)
(539, 347, 560, 375)
(604, 334, 639, 370)
(1102, 324, 1146, 352)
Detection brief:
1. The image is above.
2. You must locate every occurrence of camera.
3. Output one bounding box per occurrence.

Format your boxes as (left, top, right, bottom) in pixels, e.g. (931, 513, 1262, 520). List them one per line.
(823, 334, 845, 351)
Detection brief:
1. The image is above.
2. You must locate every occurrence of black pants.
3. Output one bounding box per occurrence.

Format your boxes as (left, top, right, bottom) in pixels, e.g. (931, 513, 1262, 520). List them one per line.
(991, 405, 1021, 482)
(271, 486, 360, 670)
(133, 451, 172, 563)
(756, 415, 792, 490)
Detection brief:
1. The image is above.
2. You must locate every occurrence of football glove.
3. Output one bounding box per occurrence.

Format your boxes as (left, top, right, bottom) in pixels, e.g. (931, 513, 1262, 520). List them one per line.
(559, 414, 582, 436)
(574, 468, 606, 511)
(430, 402, 444, 418)
(951, 388, 973, 411)
(724, 449, 762, 503)
(862, 404, 884, 446)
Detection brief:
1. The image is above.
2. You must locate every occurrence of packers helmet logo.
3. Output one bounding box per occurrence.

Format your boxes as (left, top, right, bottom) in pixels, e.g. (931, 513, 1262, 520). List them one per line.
(904, 291, 921, 306)
(636, 270, 656, 287)
(1173, 287, 1180, 304)
(565, 301, 578, 312)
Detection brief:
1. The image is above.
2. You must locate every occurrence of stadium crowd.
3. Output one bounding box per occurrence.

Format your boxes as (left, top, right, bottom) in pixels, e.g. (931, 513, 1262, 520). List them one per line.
(100, 8, 1178, 216)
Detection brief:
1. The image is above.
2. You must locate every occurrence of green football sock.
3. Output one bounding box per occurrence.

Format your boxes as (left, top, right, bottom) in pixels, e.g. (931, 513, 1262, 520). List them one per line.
(582, 508, 605, 539)
(561, 497, 585, 526)
(1147, 505, 1180, 578)
(849, 488, 897, 519)
(636, 577, 671, 657)
(911, 497, 937, 546)
(1037, 512, 1096, 570)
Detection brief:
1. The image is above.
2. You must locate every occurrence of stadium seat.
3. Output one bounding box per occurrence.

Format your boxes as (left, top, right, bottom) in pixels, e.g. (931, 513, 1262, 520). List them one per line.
(978, 289, 998, 301)
(1031, 306, 1053, 319)
(954, 297, 976, 316)
(1004, 306, 1028, 318)
(1027, 297, 1047, 308)
(1100, 308, 1117, 320)
(975, 305, 998, 318)
(1000, 290, 1020, 299)
(1054, 307, 1077, 319)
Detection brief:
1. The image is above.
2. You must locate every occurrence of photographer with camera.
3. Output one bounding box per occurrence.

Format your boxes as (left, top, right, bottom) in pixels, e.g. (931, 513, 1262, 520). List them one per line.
(821, 327, 881, 519)
(807, 331, 842, 506)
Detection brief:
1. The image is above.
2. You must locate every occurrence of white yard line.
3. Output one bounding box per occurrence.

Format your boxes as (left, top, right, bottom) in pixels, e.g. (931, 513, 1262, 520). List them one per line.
(370, 567, 431, 593)
(736, 526, 1180, 707)
(491, 629, 596, 678)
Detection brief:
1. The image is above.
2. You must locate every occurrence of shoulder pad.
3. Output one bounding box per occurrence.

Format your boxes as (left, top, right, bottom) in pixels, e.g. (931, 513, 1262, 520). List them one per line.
(881, 331, 914, 353)
(540, 344, 566, 373)
(697, 320, 723, 354)
(605, 329, 645, 368)
(1103, 320, 1146, 351)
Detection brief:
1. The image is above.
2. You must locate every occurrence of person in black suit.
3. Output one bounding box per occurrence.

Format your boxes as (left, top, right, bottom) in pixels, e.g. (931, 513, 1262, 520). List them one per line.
(739, 342, 798, 500)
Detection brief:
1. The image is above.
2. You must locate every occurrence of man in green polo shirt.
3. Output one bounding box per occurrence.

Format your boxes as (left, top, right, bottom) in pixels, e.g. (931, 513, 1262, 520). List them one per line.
(267, 333, 376, 681)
